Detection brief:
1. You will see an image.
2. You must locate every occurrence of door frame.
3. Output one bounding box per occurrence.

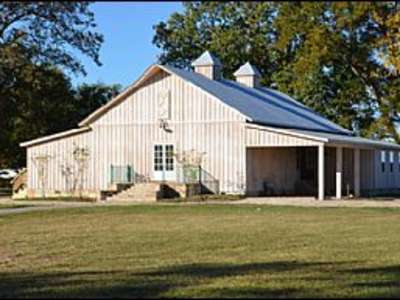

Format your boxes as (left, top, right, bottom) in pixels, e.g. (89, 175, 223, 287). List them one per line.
(152, 142, 177, 182)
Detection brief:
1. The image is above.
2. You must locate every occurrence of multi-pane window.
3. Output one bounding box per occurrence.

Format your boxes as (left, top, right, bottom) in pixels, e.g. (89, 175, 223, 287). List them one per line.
(381, 150, 386, 173)
(165, 145, 174, 171)
(154, 144, 174, 172)
(154, 145, 164, 171)
(390, 151, 394, 172)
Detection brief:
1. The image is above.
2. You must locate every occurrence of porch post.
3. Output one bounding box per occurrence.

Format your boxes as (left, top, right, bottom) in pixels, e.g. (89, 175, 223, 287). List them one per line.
(318, 144, 325, 200)
(354, 148, 360, 197)
(336, 147, 343, 199)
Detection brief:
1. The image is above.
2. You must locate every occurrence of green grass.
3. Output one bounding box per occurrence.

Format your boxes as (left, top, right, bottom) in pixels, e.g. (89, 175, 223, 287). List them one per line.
(0, 204, 400, 298)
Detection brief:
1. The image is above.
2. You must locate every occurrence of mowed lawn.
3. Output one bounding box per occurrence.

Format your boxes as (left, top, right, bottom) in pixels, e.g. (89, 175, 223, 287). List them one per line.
(1, 205, 400, 298)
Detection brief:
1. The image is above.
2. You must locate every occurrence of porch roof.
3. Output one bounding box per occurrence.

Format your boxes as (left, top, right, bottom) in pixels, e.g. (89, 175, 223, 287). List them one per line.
(287, 128, 400, 150)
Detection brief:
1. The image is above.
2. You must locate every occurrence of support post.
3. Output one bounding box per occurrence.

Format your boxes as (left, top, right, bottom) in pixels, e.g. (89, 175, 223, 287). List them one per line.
(318, 144, 325, 201)
(354, 148, 360, 197)
(336, 147, 343, 199)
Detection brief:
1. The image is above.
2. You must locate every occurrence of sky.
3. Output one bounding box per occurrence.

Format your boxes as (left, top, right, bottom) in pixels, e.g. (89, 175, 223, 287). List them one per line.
(71, 2, 183, 88)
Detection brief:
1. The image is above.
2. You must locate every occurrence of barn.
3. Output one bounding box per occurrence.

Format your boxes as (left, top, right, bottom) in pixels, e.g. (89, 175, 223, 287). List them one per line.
(20, 51, 400, 201)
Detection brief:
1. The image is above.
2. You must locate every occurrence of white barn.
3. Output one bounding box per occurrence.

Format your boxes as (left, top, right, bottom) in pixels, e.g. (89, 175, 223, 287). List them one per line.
(20, 51, 400, 201)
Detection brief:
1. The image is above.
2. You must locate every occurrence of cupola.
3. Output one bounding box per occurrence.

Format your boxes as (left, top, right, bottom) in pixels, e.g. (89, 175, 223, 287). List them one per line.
(191, 51, 222, 80)
(233, 62, 261, 88)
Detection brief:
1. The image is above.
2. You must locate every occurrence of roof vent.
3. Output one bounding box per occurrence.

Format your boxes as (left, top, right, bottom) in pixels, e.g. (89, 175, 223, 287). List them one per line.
(191, 51, 222, 80)
(234, 62, 261, 88)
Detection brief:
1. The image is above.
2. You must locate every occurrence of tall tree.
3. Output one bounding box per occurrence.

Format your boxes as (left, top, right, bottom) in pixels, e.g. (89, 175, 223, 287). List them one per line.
(3, 64, 76, 167)
(0, 62, 121, 168)
(0, 2, 107, 168)
(153, 1, 400, 141)
(72, 83, 122, 122)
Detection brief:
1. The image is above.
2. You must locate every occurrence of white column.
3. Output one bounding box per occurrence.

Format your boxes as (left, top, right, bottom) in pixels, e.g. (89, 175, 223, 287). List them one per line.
(318, 144, 325, 200)
(336, 147, 343, 199)
(354, 148, 360, 197)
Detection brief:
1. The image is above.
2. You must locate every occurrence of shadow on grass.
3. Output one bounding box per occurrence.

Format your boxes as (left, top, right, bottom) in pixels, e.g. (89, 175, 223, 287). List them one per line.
(1, 261, 399, 298)
(346, 265, 400, 291)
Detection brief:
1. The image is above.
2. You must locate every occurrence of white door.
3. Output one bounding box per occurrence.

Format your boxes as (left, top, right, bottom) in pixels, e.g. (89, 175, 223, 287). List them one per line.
(153, 144, 176, 181)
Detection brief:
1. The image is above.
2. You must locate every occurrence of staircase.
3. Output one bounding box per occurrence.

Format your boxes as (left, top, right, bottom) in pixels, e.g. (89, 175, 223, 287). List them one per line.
(107, 182, 161, 202)
(11, 169, 27, 199)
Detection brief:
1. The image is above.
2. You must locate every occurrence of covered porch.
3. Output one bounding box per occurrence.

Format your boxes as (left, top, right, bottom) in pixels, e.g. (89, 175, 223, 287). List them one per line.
(246, 145, 361, 200)
(245, 124, 400, 200)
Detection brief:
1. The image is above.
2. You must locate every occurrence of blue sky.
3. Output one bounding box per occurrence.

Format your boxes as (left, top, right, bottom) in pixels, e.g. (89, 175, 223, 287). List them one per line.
(71, 2, 183, 88)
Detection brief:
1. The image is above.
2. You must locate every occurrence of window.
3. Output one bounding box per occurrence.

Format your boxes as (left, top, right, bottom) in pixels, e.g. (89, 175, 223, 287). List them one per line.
(398, 152, 400, 172)
(153, 144, 174, 172)
(165, 145, 174, 171)
(390, 151, 394, 172)
(381, 150, 386, 173)
(154, 145, 164, 171)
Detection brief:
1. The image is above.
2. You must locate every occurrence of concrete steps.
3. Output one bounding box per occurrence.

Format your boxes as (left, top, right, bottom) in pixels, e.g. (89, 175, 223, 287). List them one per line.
(107, 182, 161, 202)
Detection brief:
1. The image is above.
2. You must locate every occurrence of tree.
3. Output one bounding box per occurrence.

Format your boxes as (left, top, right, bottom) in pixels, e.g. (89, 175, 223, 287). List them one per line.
(0, 63, 121, 168)
(153, 1, 400, 142)
(0, 2, 118, 168)
(61, 144, 90, 199)
(2, 64, 76, 168)
(153, 2, 277, 83)
(0, 2, 103, 75)
(72, 83, 122, 122)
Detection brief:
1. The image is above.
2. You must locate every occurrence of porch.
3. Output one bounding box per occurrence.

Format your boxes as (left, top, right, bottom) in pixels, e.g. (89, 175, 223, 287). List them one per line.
(246, 145, 363, 200)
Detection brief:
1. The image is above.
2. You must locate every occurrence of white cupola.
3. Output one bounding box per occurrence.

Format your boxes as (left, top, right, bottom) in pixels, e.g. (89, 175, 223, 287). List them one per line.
(191, 51, 222, 80)
(233, 62, 261, 88)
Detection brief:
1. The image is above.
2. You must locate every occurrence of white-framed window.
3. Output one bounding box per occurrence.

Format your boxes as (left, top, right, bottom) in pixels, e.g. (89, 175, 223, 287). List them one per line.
(154, 145, 164, 171)
(390, 151, 394, 172)
(381, 150, 386, 173)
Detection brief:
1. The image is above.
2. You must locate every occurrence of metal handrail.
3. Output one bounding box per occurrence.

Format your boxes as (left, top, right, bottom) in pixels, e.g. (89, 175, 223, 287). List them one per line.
(110, 165, 133, 184)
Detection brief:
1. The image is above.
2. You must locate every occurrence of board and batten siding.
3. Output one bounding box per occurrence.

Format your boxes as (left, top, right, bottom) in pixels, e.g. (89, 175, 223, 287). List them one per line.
(373, 149, 400, 190)
(27, 69, 247, 194)
(27, 130, 95, 193)
(245, 125, 323, 147)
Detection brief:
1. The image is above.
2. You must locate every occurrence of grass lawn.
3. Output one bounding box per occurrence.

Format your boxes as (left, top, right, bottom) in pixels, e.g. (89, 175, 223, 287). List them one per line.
(0, 204, 400, 298)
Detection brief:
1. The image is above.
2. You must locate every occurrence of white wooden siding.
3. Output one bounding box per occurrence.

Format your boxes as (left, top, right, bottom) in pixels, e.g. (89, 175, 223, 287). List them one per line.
(373, 149, 400, 190)
(27, 69, 247, 194)
(246, 147, 300, 195)
(27, 130, 94, 192)
(246, 125, 323, 147)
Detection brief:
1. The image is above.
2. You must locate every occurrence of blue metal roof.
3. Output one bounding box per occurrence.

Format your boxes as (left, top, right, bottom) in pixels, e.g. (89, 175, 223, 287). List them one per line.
(162, 65, 351, 135)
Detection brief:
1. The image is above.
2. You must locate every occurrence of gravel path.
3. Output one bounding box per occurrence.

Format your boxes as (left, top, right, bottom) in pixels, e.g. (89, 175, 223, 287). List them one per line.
(1, 196, 400, 216)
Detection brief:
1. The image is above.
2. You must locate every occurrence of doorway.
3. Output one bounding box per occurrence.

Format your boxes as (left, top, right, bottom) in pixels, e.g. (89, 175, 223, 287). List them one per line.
(153, 144, 176, 181)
